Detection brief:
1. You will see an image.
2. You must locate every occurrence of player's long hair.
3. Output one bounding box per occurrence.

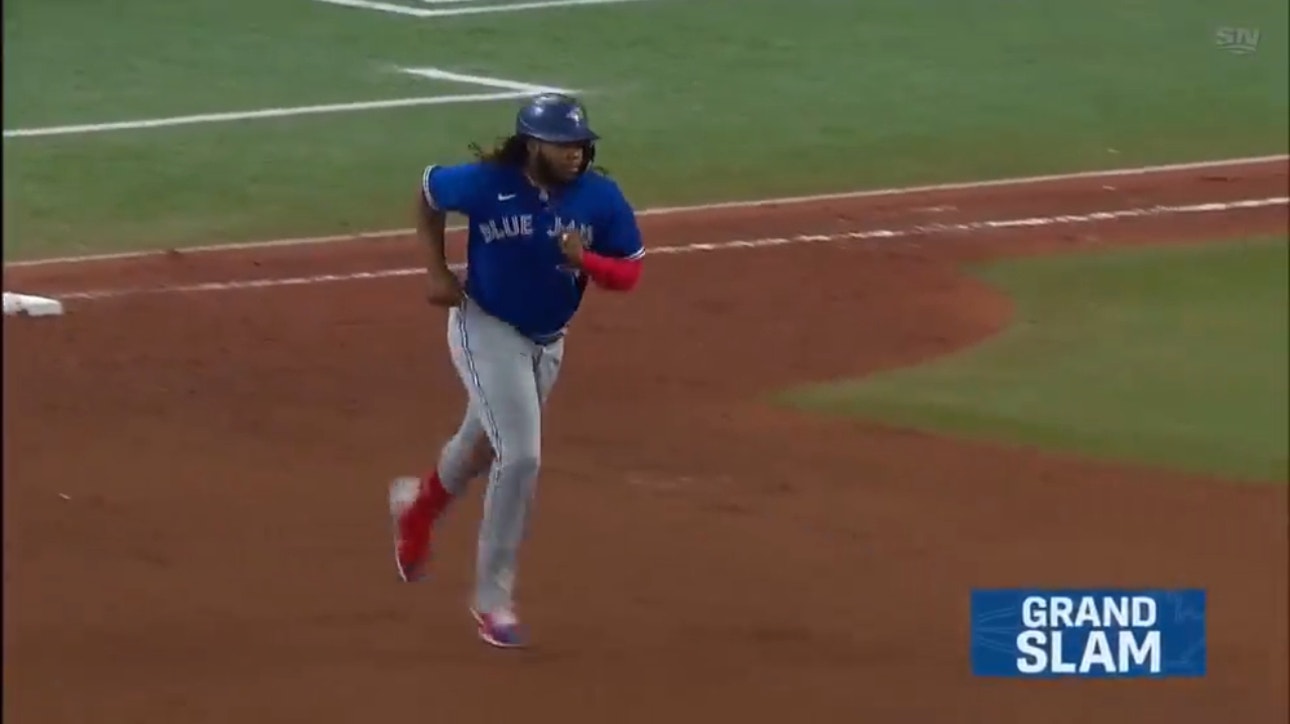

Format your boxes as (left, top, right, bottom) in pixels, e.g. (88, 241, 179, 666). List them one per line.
(469, 135, 528, 166)
(469, 135, 604, 175)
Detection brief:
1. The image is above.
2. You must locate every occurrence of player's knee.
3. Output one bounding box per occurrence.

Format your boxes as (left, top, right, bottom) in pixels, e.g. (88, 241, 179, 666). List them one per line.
(497, 448, 540, 481)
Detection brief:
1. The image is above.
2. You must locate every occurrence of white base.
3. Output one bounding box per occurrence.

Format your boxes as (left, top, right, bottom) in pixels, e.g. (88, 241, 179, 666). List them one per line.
(3, 292, 65, 317)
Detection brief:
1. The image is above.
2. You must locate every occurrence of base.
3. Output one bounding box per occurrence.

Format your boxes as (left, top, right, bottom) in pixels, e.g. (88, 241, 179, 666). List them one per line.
(3, 292, 65, 317)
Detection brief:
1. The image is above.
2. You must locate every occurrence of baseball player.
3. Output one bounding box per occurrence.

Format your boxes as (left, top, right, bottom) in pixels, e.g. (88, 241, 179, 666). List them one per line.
(388, 93, 645, 649)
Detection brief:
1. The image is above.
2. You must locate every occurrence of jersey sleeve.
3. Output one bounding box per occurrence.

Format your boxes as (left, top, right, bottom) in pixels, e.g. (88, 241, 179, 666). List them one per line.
(591, 184, 646, 261)
(422, 162, 487, 215)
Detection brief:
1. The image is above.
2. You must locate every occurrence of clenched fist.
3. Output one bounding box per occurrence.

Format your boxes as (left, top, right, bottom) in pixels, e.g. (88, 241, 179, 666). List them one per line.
(425, 264, 463, 307)
(559, 230, 588, 268)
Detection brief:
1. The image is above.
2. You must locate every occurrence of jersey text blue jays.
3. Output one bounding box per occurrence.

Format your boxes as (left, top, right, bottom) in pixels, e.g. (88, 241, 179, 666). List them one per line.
(422, 161, 644, 343)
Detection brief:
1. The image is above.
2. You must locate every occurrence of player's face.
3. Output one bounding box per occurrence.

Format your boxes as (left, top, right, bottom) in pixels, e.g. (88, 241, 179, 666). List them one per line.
(531, 140, 585, 184)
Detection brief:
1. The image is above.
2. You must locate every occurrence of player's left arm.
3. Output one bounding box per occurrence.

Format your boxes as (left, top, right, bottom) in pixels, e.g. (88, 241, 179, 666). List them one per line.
(577, 187, 645, 292)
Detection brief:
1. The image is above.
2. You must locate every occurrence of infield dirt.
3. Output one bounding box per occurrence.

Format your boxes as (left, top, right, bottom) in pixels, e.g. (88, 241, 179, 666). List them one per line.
(4, 159, 1287, 723)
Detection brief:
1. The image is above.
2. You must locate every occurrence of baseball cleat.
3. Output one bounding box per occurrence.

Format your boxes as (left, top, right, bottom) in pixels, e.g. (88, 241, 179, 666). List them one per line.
(471, 607, 527, 649)
(389, 474, 449, 583)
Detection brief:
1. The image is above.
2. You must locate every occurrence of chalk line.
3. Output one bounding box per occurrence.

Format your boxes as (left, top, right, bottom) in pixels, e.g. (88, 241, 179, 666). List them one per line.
(311, 0, 646, 19)
(7, 153, 1285, 269)
(51, 196, 1289, 302)
(2, 92, 535, 139)
(4, 65, 579, 140)
(398, 67, 574, 94)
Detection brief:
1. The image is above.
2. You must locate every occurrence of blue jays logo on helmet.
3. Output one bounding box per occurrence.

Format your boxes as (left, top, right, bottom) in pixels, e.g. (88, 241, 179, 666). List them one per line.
(515, 93, 599, 144)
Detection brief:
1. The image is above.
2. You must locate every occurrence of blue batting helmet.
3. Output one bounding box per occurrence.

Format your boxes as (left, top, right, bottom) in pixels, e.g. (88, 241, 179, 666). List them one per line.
(515, 93, 599, 144)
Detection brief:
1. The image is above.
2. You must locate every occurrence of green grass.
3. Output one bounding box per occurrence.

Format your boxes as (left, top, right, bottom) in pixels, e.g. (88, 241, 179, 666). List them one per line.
(3, 0, 1288, 257)
(783, 238, 1290, 484)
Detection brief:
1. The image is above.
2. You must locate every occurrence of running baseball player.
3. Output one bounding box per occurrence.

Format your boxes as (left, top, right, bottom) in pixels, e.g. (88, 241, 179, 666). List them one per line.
(388, 93, 645, 649)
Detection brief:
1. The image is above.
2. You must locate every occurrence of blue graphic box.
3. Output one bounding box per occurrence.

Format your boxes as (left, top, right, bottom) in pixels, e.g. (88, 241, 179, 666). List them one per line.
(970, 588, 1207, 678)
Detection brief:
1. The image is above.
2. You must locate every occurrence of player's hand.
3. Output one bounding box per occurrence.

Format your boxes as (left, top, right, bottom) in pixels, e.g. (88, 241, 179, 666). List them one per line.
(425, 265, 463, 307)
(559, 230, 587, 268)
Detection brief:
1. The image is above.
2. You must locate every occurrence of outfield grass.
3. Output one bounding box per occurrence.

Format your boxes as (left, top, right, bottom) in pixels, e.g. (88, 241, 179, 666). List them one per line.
(3, 0, 1288, 257)
(783, 238, 1290, 484)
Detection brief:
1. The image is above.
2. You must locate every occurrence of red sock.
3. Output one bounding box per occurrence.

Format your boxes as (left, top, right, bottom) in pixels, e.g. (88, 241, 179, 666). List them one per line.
(420, 470, 451, 513)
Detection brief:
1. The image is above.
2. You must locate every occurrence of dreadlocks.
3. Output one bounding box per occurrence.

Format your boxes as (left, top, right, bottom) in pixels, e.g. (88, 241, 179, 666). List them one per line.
(469, 135, 529, 167)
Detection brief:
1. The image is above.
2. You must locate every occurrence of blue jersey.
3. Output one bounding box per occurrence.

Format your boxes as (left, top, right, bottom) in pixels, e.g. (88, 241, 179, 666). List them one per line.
(423, 161, 645, 344)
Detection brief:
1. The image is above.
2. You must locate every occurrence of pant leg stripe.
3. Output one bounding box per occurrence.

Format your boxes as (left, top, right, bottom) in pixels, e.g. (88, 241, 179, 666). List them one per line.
(457, 303, 504, 463)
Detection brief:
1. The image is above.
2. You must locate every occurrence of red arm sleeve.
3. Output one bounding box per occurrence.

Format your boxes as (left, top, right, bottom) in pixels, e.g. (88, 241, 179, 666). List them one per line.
(580, 250, 642, 291)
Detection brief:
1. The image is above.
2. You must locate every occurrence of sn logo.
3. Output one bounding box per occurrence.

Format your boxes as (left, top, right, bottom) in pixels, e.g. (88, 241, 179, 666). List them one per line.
(1215, 26, 1260, 55)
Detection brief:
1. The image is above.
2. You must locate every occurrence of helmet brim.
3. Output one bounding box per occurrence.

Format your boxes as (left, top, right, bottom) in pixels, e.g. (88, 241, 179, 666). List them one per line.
(518, 128, 600, 145)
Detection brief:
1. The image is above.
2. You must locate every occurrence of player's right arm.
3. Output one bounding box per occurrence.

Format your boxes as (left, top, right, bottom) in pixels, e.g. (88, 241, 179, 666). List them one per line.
(417, 163, 486, 307)
(577, 182, 645, 292)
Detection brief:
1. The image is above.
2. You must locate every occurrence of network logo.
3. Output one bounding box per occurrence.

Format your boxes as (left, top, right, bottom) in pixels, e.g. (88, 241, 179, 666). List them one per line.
(1215, 26, 1261, 56)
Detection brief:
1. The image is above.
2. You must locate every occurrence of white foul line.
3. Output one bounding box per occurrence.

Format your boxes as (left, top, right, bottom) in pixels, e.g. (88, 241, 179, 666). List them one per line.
(312, 0, 646, 18)
(8, 154, 1287, 269)
(3, 67, 576, 139)
(2, 93, 540, 139)
(50, 196, 1289, 302)
(398, 67, 573, 94)
(2, 93, 536, 139)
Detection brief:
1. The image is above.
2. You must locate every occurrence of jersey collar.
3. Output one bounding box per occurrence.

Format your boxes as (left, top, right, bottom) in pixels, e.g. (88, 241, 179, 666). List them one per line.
(517, 166, 583, 205)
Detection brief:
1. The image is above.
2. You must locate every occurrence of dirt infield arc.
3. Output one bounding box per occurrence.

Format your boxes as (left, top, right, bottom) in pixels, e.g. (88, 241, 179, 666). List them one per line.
(3, 160, 1288, 723)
